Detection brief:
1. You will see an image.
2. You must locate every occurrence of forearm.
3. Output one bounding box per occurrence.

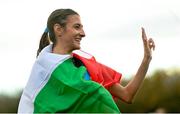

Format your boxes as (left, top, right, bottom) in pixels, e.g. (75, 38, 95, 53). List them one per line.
(109, 56, 152, 104)
(109, 28, 155, 103)
(126, 56, 151, 100)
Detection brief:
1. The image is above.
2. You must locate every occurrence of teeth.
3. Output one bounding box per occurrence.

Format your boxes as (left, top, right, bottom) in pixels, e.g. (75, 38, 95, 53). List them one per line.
(75, 39, 81, 42)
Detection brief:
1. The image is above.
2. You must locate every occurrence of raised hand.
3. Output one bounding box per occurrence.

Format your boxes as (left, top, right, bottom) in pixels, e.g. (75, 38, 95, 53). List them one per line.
(141, 27, 155, 60)
(108, 28, 156, 104)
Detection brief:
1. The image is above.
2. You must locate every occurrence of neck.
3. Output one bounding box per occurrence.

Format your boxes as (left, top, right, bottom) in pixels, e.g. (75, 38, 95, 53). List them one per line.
(52, 44, 72, 55)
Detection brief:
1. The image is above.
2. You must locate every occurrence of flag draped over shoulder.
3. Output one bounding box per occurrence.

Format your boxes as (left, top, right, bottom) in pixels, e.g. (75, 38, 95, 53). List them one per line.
(72, 50, 122, 89)
(18, 44, 122, 113)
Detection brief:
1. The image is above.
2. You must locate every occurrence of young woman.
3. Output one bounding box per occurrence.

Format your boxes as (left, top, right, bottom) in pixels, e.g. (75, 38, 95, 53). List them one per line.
(18, 9, 155, 113)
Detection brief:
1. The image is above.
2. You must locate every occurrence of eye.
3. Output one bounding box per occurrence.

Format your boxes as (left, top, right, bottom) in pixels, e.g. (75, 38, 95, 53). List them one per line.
(74, 24, 81, 29)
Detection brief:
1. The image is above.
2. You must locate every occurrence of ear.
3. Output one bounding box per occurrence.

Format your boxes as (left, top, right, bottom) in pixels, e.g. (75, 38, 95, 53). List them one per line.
(53, 23, 63, 36)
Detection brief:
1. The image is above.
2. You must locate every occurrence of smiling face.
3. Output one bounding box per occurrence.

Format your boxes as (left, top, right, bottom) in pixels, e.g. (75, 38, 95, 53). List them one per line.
(54, 14, 85, 53)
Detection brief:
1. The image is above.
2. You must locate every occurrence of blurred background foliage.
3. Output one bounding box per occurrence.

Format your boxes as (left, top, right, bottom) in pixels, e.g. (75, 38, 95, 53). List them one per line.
(0, 68, 180, 113)
(117, 68, 180, 113)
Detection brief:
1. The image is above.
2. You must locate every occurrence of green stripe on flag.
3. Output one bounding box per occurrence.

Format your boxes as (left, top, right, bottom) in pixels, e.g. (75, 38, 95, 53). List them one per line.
(34, 58, 120, 113)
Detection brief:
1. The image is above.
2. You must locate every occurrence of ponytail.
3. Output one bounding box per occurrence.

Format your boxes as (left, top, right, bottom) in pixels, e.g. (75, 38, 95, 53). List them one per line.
(36, 9, 79, 57)
(36, 30, 50, 57)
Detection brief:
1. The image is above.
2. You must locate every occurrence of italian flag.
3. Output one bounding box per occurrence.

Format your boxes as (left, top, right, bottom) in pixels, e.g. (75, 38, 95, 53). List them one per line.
(18, 44, 122, 113)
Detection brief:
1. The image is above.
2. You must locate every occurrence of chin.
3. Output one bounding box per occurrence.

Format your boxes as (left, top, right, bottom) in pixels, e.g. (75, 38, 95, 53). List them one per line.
(73, 46, 81, 50)
(76, 47, 81, 50)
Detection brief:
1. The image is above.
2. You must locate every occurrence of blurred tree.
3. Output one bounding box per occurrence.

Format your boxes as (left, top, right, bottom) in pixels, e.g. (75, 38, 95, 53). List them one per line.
(117, 69, 180, 113)
(0, 91, 22, 112)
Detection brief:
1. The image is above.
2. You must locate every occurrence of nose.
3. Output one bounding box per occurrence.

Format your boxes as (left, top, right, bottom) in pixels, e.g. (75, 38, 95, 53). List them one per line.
(80, 29, 86, 37)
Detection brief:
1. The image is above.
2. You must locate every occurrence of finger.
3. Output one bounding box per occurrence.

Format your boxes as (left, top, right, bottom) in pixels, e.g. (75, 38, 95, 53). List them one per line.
(148, 38, 155, 50)
(141, 27, 148, 47)
(149, 38, 155, 50)
(141, 27, 147, 41)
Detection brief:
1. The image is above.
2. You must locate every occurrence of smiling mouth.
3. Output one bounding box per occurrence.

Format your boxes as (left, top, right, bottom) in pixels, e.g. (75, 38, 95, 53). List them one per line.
(75, 38, 82, 43)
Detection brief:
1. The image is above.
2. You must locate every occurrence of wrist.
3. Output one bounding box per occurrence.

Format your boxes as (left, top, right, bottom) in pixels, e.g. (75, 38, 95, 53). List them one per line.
(143, 55, 152, 63)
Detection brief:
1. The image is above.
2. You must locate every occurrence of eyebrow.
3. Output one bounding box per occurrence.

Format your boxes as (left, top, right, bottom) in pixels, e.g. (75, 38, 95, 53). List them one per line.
(74, 23, 83, 27)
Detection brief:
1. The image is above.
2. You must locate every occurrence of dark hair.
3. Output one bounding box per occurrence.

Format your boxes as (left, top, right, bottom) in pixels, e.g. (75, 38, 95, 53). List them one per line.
(37, 9, 79, 57)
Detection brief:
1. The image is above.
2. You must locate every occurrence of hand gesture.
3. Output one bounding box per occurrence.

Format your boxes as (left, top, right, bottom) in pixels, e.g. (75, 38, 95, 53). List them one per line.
(141, 27, 155, 60)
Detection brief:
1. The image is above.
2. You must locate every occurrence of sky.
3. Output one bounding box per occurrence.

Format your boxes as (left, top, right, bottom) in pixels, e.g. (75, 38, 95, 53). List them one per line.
(0, 0, 180, 93)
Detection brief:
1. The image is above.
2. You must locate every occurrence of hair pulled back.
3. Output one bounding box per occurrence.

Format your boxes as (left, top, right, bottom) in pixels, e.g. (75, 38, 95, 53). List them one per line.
(37, 9, 79, 57)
